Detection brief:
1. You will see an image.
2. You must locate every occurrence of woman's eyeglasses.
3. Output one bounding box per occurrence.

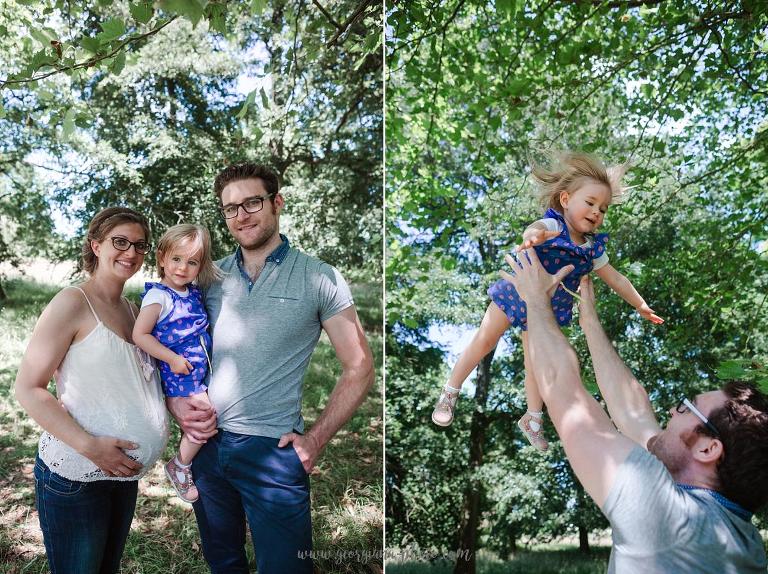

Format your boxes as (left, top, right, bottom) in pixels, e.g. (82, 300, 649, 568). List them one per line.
(110, 236, 151, 255)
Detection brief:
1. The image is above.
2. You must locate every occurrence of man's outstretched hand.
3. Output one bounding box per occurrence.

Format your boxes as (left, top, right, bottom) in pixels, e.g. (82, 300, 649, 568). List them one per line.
(500, 249, 575, 303)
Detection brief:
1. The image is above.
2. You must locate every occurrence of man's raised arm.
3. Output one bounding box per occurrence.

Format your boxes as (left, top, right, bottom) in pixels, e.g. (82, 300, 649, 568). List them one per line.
(502, 250, 636, 507)
(577, 276, 661, 448)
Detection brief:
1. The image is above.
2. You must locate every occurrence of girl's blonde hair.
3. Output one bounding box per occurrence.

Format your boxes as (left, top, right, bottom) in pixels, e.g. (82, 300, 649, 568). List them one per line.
(532, 151, 629, 212)
(156, 224, 222, 289)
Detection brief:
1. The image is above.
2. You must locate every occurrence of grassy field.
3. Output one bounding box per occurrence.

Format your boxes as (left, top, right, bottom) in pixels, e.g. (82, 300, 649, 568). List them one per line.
(0, 277, 383, 574)
(386, 547, 611, 574)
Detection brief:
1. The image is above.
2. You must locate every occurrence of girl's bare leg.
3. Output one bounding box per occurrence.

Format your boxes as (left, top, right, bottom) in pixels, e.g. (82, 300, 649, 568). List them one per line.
(178, 434, 204, 465)
(447, 302, 510, 389)
(518, 330, 548, 450)
(433, 303, 510, 426)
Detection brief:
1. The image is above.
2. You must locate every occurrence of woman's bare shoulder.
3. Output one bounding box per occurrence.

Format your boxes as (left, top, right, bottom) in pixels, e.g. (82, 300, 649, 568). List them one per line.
(42, 286, 91, 324)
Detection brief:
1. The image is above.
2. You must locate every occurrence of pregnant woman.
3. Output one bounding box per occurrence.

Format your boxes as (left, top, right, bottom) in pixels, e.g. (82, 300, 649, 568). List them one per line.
(15, 207, 169, 574)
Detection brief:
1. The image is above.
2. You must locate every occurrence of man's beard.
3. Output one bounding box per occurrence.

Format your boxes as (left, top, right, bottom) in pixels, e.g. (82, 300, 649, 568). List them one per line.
(648, 431, 689, 476)
(239, 204, 278, 251)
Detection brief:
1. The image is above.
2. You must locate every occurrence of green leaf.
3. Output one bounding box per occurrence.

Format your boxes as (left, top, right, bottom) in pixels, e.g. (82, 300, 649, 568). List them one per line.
(80, 36, 102, 54)
(62, 108, 77, 139)
(30, 28, 55, 47)
(99, 18, 126, 42)
(161, 0, 207, 27)
(0, 102, 5, 119)
(130, 2, 154, 24)
(353, 51, 369, 71)
(207, 4, 227, 34)
(236, 89, 257, 119)
(716, 360, 747, 380)
(495, 0, 516, 16)
(259, 87, 269, 109)
(110, 50, 127, 75)
(251, 0, 267, 15)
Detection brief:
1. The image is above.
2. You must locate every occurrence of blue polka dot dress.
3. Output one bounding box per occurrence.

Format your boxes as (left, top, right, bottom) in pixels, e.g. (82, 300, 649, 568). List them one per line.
(488, 208, 608, 330)
(141, 282, 212, 397)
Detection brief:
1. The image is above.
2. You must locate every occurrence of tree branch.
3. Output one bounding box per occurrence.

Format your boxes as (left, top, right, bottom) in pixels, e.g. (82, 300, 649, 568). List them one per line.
(312, 0, 343, 30)
(0, 16, 178, 88)
(326, 0, 377, 47)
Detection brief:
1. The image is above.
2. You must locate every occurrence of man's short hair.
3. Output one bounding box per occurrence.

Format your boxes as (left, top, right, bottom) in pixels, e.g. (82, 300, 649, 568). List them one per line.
(213, 163, 280, 201)
(700, 381, 768, 512)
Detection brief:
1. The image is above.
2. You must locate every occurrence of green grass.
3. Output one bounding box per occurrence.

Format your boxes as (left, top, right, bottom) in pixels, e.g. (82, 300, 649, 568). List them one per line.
(386, 547, 611, 574)
(0, 277, 382, 574)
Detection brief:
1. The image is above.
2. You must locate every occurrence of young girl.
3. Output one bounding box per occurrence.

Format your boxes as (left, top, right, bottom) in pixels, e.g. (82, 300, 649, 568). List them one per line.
(431, 152, 663, 450)
(133, 223, 222, 502)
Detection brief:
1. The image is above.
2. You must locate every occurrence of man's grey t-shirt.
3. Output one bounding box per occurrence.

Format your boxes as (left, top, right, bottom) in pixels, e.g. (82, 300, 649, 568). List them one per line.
(204, 244, 354, 438)
(603, 445, 767, 573)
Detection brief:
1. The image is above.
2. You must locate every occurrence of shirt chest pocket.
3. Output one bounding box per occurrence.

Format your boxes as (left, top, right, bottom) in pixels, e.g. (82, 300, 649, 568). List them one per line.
(265, 294, 318, 326)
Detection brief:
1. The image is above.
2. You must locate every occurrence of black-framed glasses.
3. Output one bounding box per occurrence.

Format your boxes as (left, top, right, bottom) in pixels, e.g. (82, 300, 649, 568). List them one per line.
(219, 194, 276, 219)
(676, 397, 720, 437)
(110, 236, 151, 255)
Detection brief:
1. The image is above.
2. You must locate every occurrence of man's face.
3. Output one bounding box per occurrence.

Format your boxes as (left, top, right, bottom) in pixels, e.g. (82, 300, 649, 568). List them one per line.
(648, 390, 727, 474)
(220, 178, 283, 251)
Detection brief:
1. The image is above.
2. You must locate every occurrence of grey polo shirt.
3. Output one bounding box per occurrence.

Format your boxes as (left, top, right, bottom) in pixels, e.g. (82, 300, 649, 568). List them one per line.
(204, 237, 354, 438)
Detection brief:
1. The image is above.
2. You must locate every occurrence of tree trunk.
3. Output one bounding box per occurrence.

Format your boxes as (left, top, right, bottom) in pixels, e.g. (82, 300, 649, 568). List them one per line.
(453, 349, 495, 574)
(576, 481, 591, 554)
(0, 278, 6, 302)
(578, 524, 590, 554)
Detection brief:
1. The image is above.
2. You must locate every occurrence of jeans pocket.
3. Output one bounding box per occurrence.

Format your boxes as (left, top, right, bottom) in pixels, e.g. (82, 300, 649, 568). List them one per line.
(288, 444, 309, 477)
(44, 470, 85, 497)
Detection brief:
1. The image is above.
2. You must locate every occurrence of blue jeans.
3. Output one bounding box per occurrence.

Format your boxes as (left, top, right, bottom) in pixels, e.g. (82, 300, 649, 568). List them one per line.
(34, 456, 138, 574)
(192, 431, 313, 573)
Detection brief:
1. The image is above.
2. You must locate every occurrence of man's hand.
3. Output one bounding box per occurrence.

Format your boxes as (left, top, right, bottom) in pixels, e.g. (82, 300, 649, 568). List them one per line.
(500, 249, 575, 303)
(278, 432, 323, 473)
(637, 303, 664, 325)
(166, 394, 217, 444)
(518, 228, 561, 251)
(577, 276, 598, 327)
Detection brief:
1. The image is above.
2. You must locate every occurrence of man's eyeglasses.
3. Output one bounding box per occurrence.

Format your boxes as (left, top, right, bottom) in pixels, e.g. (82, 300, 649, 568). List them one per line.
(219, 194, 276, 219)
(676, 398, 720, 437)
(110, 236, 151, 255)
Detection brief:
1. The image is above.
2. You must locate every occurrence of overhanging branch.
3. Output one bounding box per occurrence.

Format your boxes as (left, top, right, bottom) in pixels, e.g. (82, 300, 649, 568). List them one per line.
(0, 16, 178, 88)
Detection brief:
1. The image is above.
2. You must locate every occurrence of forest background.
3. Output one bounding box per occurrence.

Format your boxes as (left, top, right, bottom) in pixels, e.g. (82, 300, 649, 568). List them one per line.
(0, 1, 382, 573)
(386, 1, 768, 573)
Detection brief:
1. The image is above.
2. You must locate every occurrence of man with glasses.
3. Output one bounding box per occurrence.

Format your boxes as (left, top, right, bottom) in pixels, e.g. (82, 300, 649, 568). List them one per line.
(501, 249, 768, 573)
(166, 163, 375, 573)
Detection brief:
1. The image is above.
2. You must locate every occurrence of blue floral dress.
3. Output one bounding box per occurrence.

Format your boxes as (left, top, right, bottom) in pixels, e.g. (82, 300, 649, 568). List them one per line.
(487, 208, 608, 330)
(141, 282, 212, 397)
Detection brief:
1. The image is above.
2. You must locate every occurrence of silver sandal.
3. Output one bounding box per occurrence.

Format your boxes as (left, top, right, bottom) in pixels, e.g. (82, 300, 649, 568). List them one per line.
(432, 385, 460, 427)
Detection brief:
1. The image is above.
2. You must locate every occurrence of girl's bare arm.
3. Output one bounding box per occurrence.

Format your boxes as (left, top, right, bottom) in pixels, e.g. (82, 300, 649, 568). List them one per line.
(594, 264, 664, 324)
(133, 304, 192, 374)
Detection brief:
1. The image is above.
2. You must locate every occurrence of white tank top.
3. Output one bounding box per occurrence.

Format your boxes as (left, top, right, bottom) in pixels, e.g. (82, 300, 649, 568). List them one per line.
(38, 287, 169, 481)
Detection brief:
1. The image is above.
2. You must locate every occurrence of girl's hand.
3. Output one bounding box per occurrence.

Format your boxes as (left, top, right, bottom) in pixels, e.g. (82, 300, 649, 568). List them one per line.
(170, 354, 193, 375)
(80, 436, 143, 477)
(518, 229, 561, 251)
(637, 304, 664, 325)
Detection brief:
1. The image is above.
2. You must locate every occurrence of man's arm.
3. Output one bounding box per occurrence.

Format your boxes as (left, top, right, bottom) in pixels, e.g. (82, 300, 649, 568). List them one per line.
(278, 305, 374, 472)
(502, 251, 636, 507)
(577, 276, 661, 448)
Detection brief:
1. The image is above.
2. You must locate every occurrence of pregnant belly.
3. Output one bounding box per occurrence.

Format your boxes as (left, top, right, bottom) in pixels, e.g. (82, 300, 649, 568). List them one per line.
(44, 394, 170, 481)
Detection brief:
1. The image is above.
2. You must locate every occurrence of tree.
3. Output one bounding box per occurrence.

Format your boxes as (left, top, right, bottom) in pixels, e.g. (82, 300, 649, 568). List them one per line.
(386, 0, 768, 568)
(0, 0, 382, 296)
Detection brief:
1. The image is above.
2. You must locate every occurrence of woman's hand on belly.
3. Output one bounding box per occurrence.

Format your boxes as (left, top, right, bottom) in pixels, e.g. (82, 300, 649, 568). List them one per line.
(79, 435, 143, 477)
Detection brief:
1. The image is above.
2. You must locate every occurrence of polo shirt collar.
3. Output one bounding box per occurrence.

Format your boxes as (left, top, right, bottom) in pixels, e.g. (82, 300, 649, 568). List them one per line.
(235, 234, 290, 267)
